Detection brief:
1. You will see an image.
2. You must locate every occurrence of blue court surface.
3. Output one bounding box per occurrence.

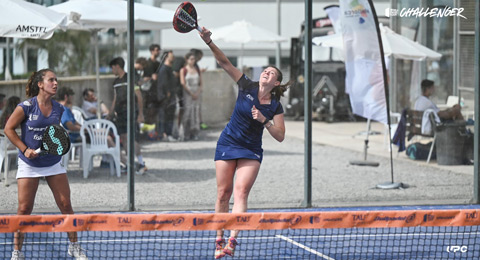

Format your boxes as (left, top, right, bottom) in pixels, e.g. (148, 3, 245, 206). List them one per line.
(1, 205, 480, 259)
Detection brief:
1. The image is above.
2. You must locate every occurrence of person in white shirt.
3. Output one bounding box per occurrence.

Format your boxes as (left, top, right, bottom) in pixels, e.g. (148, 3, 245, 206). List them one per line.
(414, 79, 463, 121)
(81, 88, 109, 119)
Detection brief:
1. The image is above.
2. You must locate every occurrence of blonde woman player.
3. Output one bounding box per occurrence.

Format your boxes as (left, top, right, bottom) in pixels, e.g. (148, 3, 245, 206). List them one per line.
(199, 27, 292, 258)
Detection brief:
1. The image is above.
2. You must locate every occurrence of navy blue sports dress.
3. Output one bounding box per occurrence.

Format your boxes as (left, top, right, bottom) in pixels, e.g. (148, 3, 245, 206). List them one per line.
(214, 74, 284, 163)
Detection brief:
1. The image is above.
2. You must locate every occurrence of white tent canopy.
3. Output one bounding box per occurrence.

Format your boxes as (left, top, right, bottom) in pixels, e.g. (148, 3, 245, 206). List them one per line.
(50, 0, 174, 31)
(211, 20, 287, 68)
(0, 0, 67, 40)
(211, 20, 287, 44)
(0, 0, 68, 80)
(312, 24, 442, 61)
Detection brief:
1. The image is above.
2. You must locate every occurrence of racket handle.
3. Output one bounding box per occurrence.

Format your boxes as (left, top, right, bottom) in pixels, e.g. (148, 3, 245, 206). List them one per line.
(196, 25, 202, 32)
(34, 148, 41, 154)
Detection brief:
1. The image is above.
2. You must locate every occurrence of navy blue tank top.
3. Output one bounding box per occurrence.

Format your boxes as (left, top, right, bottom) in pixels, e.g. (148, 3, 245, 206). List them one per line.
(18, 97, 64, 167)
(218, 74, 284, 150)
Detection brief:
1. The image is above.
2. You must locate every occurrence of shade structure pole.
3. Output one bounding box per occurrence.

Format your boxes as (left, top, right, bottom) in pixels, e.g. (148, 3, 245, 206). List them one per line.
(5, 38, 12, 81)
(240, 43, 244, 70)
(94, 31, 101, 119)
(275, 0, 281, 68)
(302, 0, 312, 208)
(127, 0, 135, 211)
(473, 0, 479, 203)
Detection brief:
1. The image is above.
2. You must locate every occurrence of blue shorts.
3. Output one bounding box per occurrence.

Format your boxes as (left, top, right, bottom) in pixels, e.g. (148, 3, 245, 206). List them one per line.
(214, 131, 263, 163)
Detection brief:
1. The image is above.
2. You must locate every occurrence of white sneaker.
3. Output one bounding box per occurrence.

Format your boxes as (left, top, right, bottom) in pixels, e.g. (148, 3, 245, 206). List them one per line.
(167, 135, 177, 142)
(68, 243, 88, 260)
(11, 250, 25, 260)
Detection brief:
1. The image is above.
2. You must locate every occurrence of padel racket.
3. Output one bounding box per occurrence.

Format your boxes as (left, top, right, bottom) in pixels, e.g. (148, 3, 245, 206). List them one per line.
(34, 124, 71, 156)
(173, 1, 202, 33)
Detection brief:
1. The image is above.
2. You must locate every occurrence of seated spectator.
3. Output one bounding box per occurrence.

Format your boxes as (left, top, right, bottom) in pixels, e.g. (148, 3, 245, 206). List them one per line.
(0, 93, 5, 115)
(0, 96, 21, 129)
(0, 96, 21, 151)
(56, 87, 82, 143)
(414, 79, 463, 121)
(62, 87, 127, 171)
(82, 88, 109, 119)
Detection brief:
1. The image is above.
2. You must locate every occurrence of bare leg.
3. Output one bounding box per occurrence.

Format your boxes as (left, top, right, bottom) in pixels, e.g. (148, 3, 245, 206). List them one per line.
(14, 178, 40, 251)
(108, 135, 126, 165)
(230, 159, 261, 238)
(45, 174, 77, 242)
(215, 160, 237, 238)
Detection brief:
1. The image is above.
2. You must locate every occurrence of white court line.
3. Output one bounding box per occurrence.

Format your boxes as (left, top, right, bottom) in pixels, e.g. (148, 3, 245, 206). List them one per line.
(276, 235, 335, 260)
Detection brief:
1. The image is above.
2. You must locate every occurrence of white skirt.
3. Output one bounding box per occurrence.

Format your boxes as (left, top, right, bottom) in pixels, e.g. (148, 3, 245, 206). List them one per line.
(16, 159, 66, 179)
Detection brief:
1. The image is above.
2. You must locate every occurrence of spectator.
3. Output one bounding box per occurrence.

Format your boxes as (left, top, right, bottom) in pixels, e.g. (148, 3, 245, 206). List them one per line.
(180, 52, 202, 141)
(0, 96, 21, 129)
(156, 50, 177, 142)
(82, 88, 109, 119)
(142, 45, 162, 126)
(172, 54, 186, 139)
(135, 57, 157, 127)
(144, 44, 161, 82)
(56, 87, 82, 143)
(109, 57, 147, 175)
(414, 79, 463, 121)
(0, 93, 5, 115)
(190, 48, 208, 130)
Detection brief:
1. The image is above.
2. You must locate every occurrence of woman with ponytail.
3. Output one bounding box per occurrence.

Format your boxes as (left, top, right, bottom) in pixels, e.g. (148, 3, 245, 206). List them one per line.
(4, 69, 88, 260)
(199, 28, 293, 258)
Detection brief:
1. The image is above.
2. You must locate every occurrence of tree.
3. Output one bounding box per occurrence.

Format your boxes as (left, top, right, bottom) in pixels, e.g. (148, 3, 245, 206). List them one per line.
(17, 30, 92, 76)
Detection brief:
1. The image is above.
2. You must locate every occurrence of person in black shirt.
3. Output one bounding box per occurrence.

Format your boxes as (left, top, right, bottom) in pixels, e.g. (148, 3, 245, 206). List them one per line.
(109, 57, 147, 174)
(156, 51, 177, 141)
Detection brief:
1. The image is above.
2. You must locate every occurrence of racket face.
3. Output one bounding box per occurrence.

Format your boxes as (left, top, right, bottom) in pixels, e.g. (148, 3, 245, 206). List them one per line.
(173, 1, 198, 33)
(42, 124, 71, 156)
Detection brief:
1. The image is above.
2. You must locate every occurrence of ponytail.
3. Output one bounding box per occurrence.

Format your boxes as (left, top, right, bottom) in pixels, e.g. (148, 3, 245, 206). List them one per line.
(268, 65, 294, 101)
(271, 80, 294, 101)
(26, 69, 53, 97)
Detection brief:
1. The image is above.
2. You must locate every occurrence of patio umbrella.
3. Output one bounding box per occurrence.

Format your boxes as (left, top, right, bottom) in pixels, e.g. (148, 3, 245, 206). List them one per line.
(210, 20, 287, 68)
(50, 0, 174, 31)
(49, 0, 175, 117)
(0, 0, 67, 40)
(0, 0, 68, 80)
(312, 24, 442, 61)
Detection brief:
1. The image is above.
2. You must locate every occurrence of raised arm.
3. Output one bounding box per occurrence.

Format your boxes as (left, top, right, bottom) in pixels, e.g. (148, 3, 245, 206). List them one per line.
(199, 27, 242, 83)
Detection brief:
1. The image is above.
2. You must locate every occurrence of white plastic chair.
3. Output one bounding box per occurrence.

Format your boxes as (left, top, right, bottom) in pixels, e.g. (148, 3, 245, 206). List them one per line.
(80, 119, 121, 178)
(69, 106, 88, 160)
(72, 106, 88, 125)
(0, 134, 18, 187)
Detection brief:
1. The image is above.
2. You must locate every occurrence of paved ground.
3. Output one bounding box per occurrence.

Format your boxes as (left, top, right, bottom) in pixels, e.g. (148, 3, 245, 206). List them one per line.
(0, 120, 474, 214)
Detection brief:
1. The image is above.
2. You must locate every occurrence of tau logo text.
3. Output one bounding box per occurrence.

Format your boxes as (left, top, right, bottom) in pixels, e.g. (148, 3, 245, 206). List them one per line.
(236, 216, 250, 223)
(117, 217, 131, 224)
(353, 214, 366, 221)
